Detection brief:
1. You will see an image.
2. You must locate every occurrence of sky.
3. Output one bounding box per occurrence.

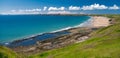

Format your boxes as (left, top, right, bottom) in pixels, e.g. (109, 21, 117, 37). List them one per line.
(0, 0, 120, 14)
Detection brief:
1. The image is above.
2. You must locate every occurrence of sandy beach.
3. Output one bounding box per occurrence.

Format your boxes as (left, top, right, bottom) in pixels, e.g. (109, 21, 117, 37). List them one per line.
(91, 16, 110, 28)
(2, 15, 112, 55)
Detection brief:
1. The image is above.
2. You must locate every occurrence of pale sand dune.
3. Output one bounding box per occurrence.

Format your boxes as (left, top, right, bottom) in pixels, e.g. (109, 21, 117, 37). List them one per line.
(91, 16, 110, 28)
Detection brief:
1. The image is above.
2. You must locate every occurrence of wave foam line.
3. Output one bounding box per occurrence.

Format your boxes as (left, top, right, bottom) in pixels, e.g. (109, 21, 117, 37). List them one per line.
(3, 17, 93, 45)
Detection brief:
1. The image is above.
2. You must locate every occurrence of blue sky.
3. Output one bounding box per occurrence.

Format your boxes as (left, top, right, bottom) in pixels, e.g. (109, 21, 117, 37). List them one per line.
(0, 0, 120, 14)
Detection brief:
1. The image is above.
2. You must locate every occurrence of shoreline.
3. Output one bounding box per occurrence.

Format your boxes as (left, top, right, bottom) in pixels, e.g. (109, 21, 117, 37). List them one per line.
(1, 16, 110, 48)
(1, 16, 91, 43)
(0, 15, 111, 55)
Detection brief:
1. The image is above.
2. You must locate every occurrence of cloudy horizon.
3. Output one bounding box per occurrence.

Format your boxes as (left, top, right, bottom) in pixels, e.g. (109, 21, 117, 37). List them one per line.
(0, 0, 120, 14)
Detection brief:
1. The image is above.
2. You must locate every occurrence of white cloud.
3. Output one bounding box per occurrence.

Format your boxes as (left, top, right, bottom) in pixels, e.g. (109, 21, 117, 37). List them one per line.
(23, 8, 41, 12)
(48, 7, 65, 11)
(69, 6, 80, 10)
(1, 4, 120, 15)
(2, 9, 42, 15)
(109, 4, 119, 10)
(81, 3, 108, 10)
(47, 11, 71, 14)
(80, 12, 85, 14)
(11, 10, 16, 12)
(43, 6, 47, 11)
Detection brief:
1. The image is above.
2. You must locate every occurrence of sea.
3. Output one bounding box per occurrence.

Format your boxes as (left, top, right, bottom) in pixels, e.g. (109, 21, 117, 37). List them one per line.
(0, 15, 90, 43)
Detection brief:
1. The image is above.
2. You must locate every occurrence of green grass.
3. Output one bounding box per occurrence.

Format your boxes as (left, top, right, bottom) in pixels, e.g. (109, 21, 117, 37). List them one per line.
(0, 15, 120, 58)
(0, 46, 17, 58)
(29, 15, 120, 58)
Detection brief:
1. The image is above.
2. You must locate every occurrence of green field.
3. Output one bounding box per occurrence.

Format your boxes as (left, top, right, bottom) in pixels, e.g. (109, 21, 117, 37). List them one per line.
(0, 46, 17, 58)
(0, 15, 120, 58)
(29, 15, 120, 58)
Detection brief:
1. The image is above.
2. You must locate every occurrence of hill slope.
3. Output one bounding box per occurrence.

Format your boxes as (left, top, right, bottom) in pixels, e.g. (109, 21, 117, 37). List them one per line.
(29, 15, 120, 58)
(0, 46, 17, 58)
(0, 15, 120, 58)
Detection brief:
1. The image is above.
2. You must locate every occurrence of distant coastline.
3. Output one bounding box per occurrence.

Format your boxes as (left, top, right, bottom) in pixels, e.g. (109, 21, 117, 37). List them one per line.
(0, 15, 90, 43)
(0, 15, 112, 55)
(1, 15, 110, 47)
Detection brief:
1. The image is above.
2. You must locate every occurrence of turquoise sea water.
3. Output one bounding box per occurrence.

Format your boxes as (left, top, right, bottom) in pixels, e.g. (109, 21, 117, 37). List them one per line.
(0, 15, 90, 42)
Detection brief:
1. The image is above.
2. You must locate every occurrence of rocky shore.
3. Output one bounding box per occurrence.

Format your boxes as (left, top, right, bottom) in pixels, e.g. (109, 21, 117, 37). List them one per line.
(2, 16, 112, 55)
(12, 27, 95, 55)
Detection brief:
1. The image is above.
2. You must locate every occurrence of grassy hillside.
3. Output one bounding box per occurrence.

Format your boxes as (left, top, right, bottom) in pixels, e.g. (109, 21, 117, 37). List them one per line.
(29, 15, 120, 58)
(0, 46, 17, 58)
(0, 15, 120, 58)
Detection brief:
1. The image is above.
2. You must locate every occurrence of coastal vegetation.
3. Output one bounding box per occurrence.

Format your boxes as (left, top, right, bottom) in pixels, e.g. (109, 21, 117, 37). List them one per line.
(0, 46, 17, 58)
(0, 14, 120, 58)
(29, 15, 120, 58)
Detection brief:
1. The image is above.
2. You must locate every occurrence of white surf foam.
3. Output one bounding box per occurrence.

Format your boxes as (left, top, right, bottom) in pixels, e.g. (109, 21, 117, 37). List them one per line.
(3, 16, 93, 43)
(74, 17, 93, 27)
